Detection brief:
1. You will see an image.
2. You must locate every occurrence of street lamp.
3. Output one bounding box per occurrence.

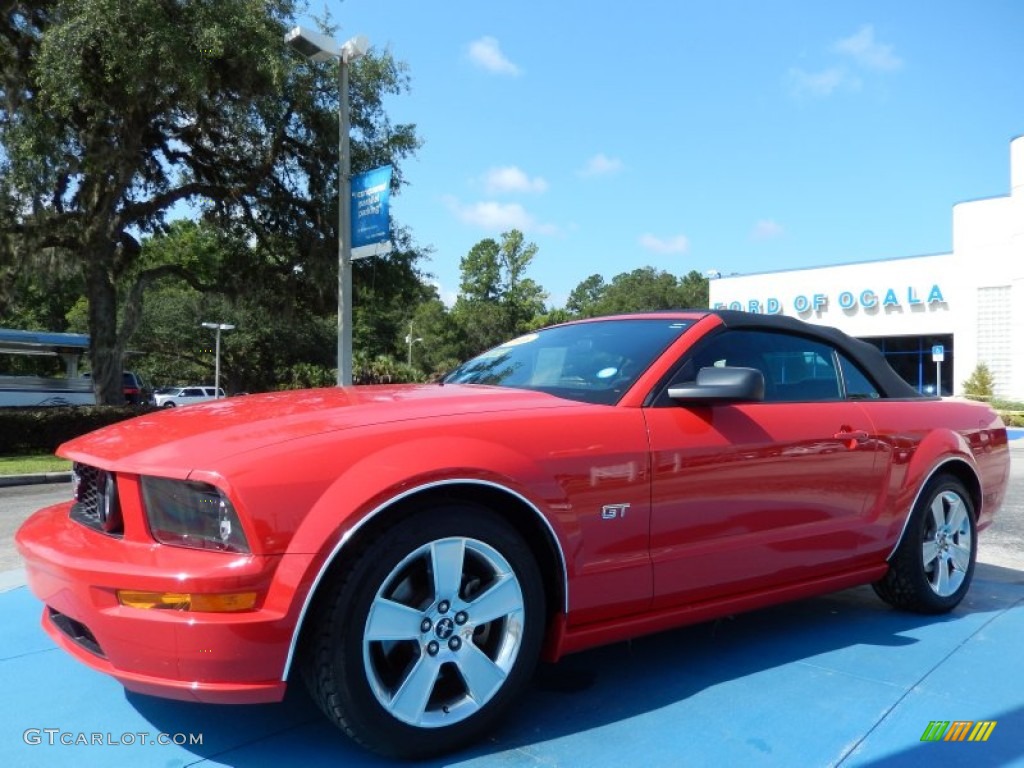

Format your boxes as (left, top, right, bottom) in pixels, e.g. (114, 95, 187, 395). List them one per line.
(405, 321, 423, 366)
(201, 322, 235, 398)
(285, 25, 369, 386)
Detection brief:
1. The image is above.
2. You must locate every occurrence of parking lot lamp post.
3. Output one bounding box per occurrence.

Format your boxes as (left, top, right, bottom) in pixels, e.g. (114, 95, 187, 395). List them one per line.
(285, 26, 369, 386)
(405, 321, 423, 366)
(201, 322, 235, 398)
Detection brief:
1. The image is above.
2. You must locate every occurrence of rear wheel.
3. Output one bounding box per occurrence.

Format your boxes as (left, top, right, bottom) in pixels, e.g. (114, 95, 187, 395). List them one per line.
(873, 474, 976, 613)
(303, 505, 545, 758)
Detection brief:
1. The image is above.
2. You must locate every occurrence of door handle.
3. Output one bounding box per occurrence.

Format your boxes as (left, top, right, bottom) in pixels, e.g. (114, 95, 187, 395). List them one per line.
(834, 430, 868, 440)
(834, 429, 869, 449)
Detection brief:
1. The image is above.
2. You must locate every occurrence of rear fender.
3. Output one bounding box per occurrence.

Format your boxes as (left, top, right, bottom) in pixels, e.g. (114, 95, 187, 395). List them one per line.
(885, 428, 980, 560)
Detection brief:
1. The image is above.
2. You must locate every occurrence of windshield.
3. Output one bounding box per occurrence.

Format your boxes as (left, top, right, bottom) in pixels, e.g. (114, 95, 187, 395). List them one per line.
(444, 318, 694, 404)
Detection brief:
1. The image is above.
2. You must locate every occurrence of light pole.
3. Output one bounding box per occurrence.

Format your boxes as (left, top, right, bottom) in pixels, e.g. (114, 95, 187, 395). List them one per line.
(405, 321, 423, 366)
(285, 26, 369, 386)
(201, 322, 235, 398)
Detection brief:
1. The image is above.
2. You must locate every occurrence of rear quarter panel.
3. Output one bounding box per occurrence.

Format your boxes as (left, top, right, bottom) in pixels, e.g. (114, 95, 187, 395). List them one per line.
(855, 397, 1009, 552)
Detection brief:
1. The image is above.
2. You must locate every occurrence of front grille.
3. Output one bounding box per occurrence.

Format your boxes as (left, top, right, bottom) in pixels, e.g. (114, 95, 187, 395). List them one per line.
(48, 607, 106, 658)
(69, 463, 124, 537)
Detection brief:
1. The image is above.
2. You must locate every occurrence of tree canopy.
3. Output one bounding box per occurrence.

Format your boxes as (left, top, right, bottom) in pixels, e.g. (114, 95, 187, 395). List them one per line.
(451, 230, 547, 357)
(0, 0, 423, 402)
(0, 3, 711, 399)
(565, 267, 709, 318)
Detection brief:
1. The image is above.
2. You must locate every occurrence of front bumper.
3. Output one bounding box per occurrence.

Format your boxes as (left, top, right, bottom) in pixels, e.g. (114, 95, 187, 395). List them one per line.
(15, 502, 310, 704)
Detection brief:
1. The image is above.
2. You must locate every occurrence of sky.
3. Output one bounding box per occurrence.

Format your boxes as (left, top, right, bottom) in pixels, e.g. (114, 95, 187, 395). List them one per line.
(301, 1, 1024, 308)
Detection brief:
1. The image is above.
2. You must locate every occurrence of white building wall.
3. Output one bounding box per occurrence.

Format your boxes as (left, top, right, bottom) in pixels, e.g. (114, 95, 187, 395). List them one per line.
(709, 135, 1024, 400)
(1009, 137, 1024, 398)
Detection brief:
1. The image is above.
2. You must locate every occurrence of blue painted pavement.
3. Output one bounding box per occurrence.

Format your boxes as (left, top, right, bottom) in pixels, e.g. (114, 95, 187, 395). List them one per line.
(2, 563, 1022, 767)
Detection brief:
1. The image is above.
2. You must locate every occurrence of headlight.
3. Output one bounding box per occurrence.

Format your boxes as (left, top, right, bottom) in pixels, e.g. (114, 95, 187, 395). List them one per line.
(140, 477, 250, 553)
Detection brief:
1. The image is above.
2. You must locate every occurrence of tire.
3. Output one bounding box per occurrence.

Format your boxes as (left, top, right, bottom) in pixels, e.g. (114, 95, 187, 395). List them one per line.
(303, 504, 546, 758)
(873, 474, 977, 614)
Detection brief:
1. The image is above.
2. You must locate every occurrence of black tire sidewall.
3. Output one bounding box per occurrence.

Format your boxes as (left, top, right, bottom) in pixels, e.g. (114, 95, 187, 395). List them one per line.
(316, 504, 545, 758)
(900, 475, 977, 612)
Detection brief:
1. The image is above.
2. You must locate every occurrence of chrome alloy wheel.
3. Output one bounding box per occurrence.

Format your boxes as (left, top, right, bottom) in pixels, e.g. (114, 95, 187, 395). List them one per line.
(921, 489, 973, 597)
(361, 537, 526, 728)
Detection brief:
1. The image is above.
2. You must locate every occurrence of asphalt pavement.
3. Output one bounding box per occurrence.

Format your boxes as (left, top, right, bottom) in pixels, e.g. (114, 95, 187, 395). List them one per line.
(1, 437, 1022, 767)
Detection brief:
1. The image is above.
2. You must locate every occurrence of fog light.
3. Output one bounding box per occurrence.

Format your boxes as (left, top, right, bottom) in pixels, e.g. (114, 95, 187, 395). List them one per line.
(117, 590, 258, 612)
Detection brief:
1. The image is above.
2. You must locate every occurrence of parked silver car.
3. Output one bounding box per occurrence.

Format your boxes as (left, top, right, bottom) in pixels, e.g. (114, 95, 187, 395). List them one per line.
(152, 386, 226, 407)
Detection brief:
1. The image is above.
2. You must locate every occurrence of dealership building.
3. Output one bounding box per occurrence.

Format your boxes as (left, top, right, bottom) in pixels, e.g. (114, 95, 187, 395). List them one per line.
(709, 135, 1024, 401)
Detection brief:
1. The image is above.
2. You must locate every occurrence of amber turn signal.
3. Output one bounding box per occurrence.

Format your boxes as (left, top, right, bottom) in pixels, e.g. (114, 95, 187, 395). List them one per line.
(117, 590, 258, 612)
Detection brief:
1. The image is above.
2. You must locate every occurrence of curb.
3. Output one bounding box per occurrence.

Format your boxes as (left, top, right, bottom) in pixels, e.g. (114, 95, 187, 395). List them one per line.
(0, 472, 72, 488)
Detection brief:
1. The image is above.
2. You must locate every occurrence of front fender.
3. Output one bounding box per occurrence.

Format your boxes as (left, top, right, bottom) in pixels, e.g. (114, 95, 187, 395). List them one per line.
(274, 433, 578, 684)
(289, 433, 574, 557)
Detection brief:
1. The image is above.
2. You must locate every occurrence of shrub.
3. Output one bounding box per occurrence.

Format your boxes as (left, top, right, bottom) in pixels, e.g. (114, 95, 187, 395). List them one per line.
(962, 362, 995, 400)
(0, 405, 157, 455)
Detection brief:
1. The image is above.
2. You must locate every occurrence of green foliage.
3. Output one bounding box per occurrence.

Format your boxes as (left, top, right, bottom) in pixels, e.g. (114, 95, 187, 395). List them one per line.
(565, 268, 709, 317)
(0, 4, 428, 403)
(0, 1, 426, 403)
(277, 363, 336, 390)
(0, 405, 156, 455)
(962, 362, 996, 399)
(407, 297, 465, 376)
(452, 230, 547, 357)
(1000, 411, 1024, 427)
(1, 3, 719, 391)
(566, 274, 607, 316)
(353, 354, 425, 385)
(0, 454, 72, 475)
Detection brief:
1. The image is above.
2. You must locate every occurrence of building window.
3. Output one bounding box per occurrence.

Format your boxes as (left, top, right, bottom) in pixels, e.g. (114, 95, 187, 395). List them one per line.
(864, 335, 953, 396)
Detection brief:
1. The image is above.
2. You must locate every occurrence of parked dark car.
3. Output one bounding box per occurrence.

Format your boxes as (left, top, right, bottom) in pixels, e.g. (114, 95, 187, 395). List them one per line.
(81, 371, 150, 404)
(121, 372, 149, 405)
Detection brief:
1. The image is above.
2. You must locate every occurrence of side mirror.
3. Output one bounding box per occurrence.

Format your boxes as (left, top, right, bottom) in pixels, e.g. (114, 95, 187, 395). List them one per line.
(667, 366, 765, 403)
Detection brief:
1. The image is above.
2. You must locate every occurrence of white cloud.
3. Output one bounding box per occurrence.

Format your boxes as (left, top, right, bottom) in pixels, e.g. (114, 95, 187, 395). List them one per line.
(482, 166, 548, 194)
(579, 153, 624, 178)
(467, 37, 521, 76)
(834, 25, 902, 71)
(425, 278, 458, 308)
(788, 25, 900, 99)
(788, 67, 858, 98)
(751, 219, 785, 241)
(638, 233, 690, 255)
(443, 196, 557, 235)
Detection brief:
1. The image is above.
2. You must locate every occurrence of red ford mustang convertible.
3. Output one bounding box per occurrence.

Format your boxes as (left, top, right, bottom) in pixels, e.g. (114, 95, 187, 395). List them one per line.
(16, 310, 1010, 757)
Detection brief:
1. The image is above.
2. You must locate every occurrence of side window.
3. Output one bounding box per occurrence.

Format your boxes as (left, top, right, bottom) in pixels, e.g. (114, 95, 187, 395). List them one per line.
(838, 354, 881, 399)
(765, 335, 841, 402)
(659, 329, 849, 404)
(658, 329, 775, 404)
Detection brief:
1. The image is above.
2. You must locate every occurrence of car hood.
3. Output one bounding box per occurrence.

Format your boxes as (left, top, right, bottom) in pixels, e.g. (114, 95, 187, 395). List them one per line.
(59, 384, 584, 475)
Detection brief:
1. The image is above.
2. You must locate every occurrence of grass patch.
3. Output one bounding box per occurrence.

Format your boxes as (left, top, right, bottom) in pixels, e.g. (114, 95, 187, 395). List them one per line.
(0, 454, 72, 476)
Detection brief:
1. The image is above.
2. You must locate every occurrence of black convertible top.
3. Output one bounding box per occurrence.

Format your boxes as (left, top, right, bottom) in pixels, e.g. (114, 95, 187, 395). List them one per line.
(706, 309, 923, 399)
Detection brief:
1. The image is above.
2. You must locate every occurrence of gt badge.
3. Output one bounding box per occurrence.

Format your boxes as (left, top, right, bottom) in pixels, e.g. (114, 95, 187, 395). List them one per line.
(601, 503, 630, 520)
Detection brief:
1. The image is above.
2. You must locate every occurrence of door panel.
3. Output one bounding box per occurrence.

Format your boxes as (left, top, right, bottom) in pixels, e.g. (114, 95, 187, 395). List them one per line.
(645, 400, 886, 609)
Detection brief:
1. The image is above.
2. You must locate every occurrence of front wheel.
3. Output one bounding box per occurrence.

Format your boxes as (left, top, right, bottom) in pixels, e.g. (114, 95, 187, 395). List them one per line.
(873, 474, 977, 613)
(303, 505, 546, 758)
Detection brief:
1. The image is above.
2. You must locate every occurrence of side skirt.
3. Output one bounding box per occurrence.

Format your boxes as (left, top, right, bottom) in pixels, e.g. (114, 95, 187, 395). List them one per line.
(543, 563, 889, 661)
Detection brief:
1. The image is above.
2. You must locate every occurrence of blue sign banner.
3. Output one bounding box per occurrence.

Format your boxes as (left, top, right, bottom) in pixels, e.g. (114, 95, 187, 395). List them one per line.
(351, 165, 393, 259)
